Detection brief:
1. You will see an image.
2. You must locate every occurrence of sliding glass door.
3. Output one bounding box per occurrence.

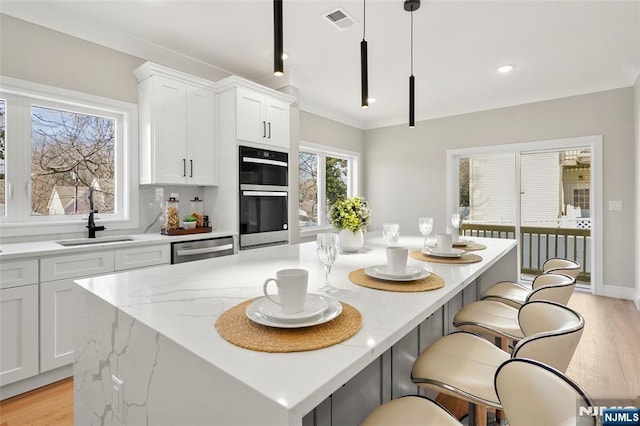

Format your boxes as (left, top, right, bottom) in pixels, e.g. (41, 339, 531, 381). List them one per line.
(451, 139, 597, 287)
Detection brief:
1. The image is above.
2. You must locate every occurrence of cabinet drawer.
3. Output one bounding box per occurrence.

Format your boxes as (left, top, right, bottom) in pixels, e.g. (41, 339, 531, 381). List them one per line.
(0, 259, 39, 289)
(115, 245, 170, 271)
(40, 251, 115, 282)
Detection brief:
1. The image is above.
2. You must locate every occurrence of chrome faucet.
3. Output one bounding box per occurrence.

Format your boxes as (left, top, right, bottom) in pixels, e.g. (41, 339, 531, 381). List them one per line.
(87, 188, 105, 238)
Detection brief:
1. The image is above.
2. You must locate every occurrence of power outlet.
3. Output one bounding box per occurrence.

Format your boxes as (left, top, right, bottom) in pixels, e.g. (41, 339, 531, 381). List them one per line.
(609, 200, 623, 211)
(112, 374, 124, 422)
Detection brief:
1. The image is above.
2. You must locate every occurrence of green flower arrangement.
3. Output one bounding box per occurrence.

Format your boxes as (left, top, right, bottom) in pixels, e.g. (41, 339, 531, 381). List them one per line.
(329, 196, 371, 233)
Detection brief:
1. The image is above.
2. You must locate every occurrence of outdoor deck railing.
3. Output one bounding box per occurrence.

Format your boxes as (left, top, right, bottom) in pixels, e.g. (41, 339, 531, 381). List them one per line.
(460, 223, 591, 283)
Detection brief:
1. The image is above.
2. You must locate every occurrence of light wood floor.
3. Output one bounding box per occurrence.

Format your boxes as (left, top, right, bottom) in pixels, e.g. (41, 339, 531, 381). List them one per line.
(1, 291, 638, 425)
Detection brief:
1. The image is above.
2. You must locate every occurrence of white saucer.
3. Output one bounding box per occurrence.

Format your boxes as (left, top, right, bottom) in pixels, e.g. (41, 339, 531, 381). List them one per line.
(422, 247, 465, 258)
(246, 296, 342, 328)
(258, 294, 329, 322)
(364, 265, 431, 282)
(427, 240, 472, 248)
(374, 265, 423, 279)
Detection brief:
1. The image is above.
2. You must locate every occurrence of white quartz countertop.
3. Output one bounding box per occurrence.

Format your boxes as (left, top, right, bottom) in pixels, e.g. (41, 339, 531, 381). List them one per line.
(75, 235, 516, 420)
(0, 230, 235, 260)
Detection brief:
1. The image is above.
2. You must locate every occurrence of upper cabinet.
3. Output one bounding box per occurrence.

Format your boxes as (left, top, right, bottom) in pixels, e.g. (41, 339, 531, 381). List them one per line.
(134, 62, 218, 186)
(217, 76, 295, 150)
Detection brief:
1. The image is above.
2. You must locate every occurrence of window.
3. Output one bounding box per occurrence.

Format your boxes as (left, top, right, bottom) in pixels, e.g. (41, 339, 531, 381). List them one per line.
(0, 78, 137, 237)
(299, 143, 359, 230)
(31, 105, 115, 216)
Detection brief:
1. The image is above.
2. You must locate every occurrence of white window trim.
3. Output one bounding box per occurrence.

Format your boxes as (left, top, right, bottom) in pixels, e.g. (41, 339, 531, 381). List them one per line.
(298, 142, 361, 238)
(446, 135, 603, 296)
(0, 76, 139, 238)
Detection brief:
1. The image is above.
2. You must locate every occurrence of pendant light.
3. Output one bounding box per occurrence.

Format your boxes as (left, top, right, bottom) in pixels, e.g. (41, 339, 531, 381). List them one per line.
(361, 0, 369, 108)
(404, 0, 420, 127)
(274, 0, 284, 76)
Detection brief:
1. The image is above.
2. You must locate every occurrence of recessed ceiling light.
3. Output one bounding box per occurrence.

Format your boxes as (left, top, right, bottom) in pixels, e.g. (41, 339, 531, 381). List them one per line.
(497, 64, 515, 73)
(281, 52, 288, 60)
(367, 97, 376, 104)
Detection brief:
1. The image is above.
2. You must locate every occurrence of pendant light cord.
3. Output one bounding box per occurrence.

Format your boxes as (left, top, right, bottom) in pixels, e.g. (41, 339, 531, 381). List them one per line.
(410, 9, 414, 76)
(363, 0, 366, 40)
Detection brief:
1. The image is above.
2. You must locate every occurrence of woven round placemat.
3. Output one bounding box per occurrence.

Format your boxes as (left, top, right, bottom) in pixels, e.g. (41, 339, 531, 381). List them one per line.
(409, 250, 483, 264)
(458, 242, 487, 251)
(215, 300, 362, 353)
(348, 269, 445, 292)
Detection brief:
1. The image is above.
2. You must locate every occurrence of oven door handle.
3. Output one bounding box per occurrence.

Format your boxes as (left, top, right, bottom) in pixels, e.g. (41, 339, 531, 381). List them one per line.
(175, 244, 234, 257)
(242, 191, 288, 197)
(241, 157, 288, 168)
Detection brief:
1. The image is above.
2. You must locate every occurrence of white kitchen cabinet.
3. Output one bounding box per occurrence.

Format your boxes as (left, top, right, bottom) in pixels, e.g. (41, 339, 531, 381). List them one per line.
(0, 284, 38, 386)
(40, 279, 75, 371)
(114, 244, 170, 271)
(135, 62, 218, 186)
(39, 251, 114, 372)
(0, 259, 39, 388)
(236, 87, 290, 148)
(0, 259, 39, 290)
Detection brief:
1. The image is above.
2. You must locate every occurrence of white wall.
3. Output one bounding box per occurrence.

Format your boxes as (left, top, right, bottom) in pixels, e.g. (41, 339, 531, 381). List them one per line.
(635, 75, 640, 308)
(364, 88, 636, 291)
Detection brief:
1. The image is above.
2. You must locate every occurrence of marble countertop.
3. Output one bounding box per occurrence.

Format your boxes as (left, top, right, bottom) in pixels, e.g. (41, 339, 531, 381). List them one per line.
(0, 230, 235, 260)
(74, 234, 516, 420)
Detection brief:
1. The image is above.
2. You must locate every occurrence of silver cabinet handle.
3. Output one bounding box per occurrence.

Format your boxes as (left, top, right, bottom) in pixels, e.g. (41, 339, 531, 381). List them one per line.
(242, 191, 287, 197)
(268, 122, 271, 139)
(190, 159, 193, 178)
(182, 159, 186, 177)
(241, 157, 287, 167)
(176, 244, 233, 256)
(262, 121, 266, 138)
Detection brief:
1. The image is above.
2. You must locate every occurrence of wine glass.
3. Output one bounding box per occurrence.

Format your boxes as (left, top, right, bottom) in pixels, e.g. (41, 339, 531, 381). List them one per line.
(450, 213, 462, 241)
(450, 213, 461, 229)
(317, 233, 339, 294)
(382, 223, 400, 246)
(418, 217, 433, 249)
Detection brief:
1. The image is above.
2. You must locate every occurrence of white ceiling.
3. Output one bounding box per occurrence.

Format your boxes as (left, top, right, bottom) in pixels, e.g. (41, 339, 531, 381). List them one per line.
(2, 0, 639, 130)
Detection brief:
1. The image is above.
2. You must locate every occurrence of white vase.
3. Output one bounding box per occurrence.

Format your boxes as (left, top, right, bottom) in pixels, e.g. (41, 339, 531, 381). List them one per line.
(338, 229, 364, 253)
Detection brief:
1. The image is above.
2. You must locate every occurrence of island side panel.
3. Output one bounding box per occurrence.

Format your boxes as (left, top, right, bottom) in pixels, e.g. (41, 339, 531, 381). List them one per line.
(477, 244, 518, 294)
(74, 286, 294, 426)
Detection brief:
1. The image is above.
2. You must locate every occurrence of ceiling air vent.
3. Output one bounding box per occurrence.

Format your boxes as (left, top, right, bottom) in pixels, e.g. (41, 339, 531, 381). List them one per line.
(324, 7, 356, 31)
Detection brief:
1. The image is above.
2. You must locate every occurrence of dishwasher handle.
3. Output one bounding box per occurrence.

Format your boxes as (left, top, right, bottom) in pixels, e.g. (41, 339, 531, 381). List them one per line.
(175, 244, 234, 257)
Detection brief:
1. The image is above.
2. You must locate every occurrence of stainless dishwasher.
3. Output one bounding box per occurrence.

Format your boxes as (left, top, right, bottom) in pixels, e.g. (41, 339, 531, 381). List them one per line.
(171, 236, 235, 264)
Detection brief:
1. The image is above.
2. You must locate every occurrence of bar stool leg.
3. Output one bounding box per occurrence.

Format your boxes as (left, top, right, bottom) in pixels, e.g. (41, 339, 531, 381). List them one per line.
(475, 404, 487, 426)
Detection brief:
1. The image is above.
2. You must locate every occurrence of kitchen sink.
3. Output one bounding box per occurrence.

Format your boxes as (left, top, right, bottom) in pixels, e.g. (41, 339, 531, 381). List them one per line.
(56, 236, 135, 247)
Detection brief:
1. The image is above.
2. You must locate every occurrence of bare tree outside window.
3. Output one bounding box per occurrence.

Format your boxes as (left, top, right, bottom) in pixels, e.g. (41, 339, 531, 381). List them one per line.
(31, 105, 115, 216)
(299, 151, 318, 227)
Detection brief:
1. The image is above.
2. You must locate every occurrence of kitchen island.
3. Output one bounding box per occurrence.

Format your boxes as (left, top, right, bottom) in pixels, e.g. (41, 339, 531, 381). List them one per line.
(74, 235, 516, 425)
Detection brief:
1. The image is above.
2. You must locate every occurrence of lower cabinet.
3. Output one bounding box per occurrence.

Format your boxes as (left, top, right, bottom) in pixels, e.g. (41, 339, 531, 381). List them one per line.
(40, 279, 75, 372)
(0, 243, 170, 396)
(0, 285, 39, 386)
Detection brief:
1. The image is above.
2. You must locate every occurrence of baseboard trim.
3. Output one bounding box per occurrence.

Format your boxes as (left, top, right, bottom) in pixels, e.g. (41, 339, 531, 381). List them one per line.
(601, 285, 636, 302)
(0, 364, 72, 400)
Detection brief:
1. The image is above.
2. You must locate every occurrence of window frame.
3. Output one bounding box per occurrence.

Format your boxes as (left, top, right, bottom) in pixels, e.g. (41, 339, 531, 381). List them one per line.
(0, 77, 138, 238)
(298, 142, 360, 238)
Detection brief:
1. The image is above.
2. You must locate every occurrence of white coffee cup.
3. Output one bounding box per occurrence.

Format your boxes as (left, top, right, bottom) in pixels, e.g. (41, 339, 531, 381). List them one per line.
(386, 246, 408, 274)
(446, 226, 460, 243)
(436, 233, 453, 252)
(263, 268, 309, 314)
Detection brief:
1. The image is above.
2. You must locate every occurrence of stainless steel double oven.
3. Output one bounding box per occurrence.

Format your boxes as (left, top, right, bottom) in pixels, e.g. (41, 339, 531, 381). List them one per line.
(239, 145, 289, 249)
